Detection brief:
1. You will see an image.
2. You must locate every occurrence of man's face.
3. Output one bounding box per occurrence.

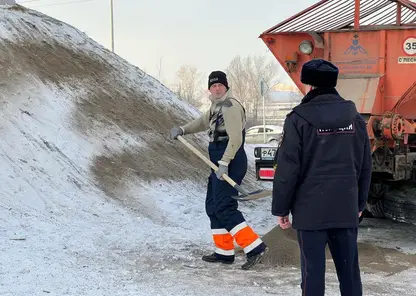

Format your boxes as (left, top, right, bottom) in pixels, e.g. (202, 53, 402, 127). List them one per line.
(209, 83, 227, 99)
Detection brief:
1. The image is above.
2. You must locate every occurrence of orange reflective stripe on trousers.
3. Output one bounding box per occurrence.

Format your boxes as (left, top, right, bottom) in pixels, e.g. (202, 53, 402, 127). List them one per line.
(212, 229, 234, 256)
(230, 222, 263, 254)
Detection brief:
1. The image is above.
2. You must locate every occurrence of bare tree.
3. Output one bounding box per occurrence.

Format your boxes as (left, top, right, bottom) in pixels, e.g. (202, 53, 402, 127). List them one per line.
(226, 56, 250, 109)
(173, 65, 205, 108)
(226, 55, 279, 124)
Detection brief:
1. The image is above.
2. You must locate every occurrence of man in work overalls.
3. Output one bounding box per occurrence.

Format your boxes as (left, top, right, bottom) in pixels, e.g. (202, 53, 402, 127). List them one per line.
(170, 70, 269, 270)
(272, 59, 372, 295)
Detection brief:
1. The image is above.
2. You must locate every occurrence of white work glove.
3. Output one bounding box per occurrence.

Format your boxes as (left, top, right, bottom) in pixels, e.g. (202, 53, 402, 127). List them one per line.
(170, 126, 183, 140)
(215, 161, 228, 180)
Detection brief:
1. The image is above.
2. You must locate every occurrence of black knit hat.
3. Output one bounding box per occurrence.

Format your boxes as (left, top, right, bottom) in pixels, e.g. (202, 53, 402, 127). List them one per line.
(300, 59, 339, 88)
(208, 71, 229, 90)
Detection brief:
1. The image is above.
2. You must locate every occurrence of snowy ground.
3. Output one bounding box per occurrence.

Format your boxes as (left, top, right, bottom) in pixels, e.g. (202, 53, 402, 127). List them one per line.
(0, 4, 415, 296)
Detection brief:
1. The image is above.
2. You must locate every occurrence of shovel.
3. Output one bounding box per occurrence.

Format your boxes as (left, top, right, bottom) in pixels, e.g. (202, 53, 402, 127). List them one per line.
(177, 135, 272, 201)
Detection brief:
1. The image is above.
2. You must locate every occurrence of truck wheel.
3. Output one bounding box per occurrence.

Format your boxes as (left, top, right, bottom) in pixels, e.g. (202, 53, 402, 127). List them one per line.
(366, 181, 387, 218)
(366, 199, 385, 218)
(384, 181, 416, 225)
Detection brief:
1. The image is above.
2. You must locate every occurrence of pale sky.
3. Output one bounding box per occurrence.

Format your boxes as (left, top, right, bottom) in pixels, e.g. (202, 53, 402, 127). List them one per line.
(17, 0, 318, 87)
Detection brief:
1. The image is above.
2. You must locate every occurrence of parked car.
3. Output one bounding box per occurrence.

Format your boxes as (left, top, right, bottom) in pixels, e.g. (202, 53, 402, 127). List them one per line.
(245, 125, 283, 145)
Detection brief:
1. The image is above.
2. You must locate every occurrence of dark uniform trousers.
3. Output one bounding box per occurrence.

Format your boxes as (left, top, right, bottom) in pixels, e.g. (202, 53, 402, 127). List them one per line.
(297, 228, 362, 296)
(205, 138, 266, 260)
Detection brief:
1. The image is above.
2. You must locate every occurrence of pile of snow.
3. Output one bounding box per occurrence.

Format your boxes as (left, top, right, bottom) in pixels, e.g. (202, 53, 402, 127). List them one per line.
(0, 4, 415, 296)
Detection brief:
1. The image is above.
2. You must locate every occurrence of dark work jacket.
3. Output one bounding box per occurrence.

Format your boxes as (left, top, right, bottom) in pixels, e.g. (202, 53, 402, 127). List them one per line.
(271, 88, 372, 230)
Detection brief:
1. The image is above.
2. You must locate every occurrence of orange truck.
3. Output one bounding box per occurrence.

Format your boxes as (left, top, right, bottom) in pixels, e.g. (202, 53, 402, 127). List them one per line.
(255, 0, 416, 224)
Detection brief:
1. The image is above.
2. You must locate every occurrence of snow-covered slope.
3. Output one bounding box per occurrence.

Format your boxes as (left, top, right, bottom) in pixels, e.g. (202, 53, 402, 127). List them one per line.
(0, 4, 415, 296)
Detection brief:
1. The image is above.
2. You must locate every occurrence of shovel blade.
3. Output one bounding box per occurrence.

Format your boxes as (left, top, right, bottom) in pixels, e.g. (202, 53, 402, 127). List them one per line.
(232, 189, 272, 201)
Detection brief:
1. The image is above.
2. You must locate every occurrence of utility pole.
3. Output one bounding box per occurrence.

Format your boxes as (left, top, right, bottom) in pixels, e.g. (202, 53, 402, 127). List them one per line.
(110, 0, 114, 52)
(260, 80, 266, 144)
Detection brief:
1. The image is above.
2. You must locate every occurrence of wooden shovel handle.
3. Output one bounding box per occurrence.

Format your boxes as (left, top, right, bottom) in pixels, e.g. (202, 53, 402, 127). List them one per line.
(177, 135, 237, 187)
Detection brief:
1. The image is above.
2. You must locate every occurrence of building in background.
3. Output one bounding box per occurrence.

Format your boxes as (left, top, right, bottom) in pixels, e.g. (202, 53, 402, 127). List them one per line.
(257, 83, 302, 127)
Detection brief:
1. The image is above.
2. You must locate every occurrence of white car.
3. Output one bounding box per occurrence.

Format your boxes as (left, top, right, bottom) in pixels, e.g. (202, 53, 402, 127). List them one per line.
(245, 125, 283, 145)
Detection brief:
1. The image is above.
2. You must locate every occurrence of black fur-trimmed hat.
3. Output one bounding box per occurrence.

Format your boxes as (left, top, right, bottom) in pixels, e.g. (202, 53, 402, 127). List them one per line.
(208, 71, 229, 90)
(300, 59, 339, 88)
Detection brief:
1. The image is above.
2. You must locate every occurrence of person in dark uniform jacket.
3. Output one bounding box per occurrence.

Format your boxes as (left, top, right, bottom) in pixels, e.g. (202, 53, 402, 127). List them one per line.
(271, 59, 372, 296)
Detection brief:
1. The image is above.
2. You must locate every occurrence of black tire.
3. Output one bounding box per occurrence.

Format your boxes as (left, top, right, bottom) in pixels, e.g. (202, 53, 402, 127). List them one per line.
(366, 199, 385, 218)
(366, 181, 388, 218)
(384, 182, 416, 225)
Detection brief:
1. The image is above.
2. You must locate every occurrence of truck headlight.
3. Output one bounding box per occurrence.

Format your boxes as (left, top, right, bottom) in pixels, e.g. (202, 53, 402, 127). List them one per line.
(299, 40, 313, 55)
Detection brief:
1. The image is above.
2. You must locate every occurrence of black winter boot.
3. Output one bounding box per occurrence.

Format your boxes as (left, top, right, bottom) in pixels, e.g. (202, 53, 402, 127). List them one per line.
(241, 246, 269, 270)
(202, 253, 234, 264)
